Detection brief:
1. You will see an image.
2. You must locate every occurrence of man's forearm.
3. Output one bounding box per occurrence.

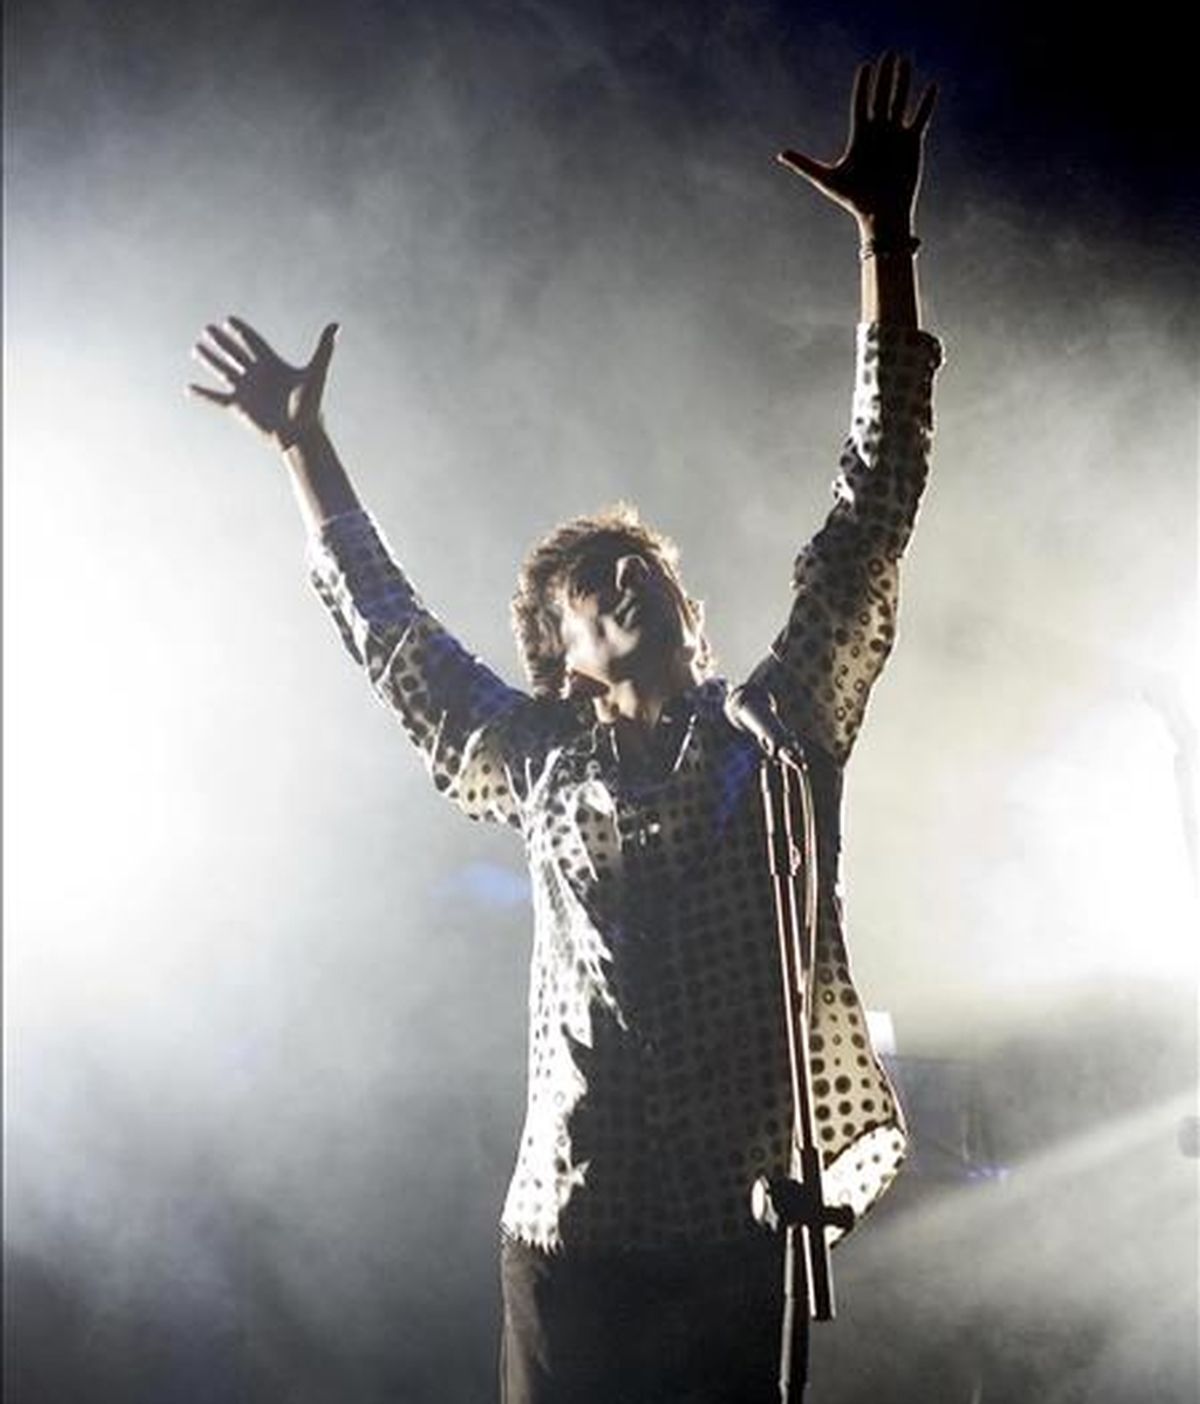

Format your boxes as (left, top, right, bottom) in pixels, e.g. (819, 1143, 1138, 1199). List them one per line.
(283, 426, 363, 535)
(858, 216, 920, 328)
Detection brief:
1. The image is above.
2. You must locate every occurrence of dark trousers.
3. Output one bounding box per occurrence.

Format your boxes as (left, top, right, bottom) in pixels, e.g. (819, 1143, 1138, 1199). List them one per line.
(499, 1232, 789, 1404)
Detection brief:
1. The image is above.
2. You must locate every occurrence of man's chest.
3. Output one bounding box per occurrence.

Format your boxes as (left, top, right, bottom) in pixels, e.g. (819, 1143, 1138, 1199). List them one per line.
(525, 713, 765, 907)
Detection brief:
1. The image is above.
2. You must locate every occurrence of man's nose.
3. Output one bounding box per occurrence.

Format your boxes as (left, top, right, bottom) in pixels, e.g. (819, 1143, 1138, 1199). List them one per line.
(614, 554, 649, 593)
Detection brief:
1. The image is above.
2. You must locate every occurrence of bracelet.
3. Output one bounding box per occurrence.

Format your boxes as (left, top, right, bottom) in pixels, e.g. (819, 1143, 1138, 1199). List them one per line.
(860, 233, 921, 261)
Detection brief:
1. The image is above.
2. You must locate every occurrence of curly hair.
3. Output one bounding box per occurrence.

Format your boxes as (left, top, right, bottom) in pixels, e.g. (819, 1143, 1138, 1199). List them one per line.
(511, 503, 714, 698)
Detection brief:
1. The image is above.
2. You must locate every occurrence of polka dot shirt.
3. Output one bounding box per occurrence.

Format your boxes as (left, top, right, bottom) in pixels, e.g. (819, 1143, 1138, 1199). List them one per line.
(308, 323, 943, 1255)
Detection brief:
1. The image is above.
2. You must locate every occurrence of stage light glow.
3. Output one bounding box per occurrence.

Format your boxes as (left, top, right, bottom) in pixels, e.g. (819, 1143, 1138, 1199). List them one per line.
(994, 685, 1198, 981)
(7, 378, 153, 875)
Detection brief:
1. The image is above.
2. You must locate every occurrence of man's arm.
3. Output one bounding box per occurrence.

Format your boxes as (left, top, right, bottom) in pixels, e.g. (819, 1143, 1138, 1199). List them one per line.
(748, 56, 941, 764)
(189, 318, 534, 827)
(758, 324, 941, 764)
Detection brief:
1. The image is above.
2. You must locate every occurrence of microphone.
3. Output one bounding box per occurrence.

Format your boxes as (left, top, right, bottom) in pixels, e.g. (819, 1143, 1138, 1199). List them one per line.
(724, 683, 805, 764)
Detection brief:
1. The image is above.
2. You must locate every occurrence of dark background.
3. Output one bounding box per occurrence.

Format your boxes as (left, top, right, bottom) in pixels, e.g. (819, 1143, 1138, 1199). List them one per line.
(6, 2, 1197, 1401)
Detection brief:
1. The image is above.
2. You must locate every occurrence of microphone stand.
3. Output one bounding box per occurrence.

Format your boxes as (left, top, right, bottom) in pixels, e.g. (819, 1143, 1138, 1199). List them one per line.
(750, 725, 855, 1401)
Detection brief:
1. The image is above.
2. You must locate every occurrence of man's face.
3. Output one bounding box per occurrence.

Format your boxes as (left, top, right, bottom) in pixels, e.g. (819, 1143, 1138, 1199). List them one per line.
(558, 548, 690, 696)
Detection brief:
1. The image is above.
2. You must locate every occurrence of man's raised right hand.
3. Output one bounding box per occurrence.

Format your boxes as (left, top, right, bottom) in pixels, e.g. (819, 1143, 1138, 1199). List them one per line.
(189, 317, 339, 451)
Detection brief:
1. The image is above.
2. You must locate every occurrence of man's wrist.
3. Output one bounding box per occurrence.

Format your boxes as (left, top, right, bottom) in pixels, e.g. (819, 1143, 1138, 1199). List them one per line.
(856, 212, 915, 244)
(279, 421, 327, 457)
(860, 233, 921, 262)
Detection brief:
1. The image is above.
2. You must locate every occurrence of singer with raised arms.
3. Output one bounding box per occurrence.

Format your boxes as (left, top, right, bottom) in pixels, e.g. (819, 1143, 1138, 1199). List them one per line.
(191, 53, 942, 1404)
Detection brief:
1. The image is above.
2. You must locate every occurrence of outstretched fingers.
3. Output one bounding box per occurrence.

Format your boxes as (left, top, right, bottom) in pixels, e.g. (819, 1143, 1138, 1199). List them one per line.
(307, 322, 339, 373)
(906, 80, 937, 133)
(226, 315, 277, 362)
(862, 52, 932, 131)
(850, 59, 872, 138)
(187, 316, 340, 437)
(889, 56, 911, 124)
(188, 381, 234, 406)
(869, 51, 897, 124)
(778, 53, 935, 228)
(776, 147, 828, 181)
(190, 321, 253, 408)
(207, 322, 253, 369)
(193, 337, 242, 385)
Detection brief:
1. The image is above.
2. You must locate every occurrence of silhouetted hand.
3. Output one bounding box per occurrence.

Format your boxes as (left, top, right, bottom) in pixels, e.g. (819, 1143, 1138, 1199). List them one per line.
(779, 53, 936, 236)
(189, 317, 338, 448)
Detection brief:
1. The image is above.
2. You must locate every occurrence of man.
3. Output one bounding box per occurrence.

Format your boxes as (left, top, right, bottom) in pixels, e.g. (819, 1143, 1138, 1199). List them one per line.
(192, 53, 942, 1404)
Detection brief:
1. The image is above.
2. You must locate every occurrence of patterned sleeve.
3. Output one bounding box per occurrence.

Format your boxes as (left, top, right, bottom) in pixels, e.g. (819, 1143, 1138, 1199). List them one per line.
(756, 322, 944, 766)
(307, 509, 531, 827)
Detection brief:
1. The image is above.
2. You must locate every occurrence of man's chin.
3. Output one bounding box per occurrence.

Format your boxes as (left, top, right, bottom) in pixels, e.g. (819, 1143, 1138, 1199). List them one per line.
(565, 672, 610, 701)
